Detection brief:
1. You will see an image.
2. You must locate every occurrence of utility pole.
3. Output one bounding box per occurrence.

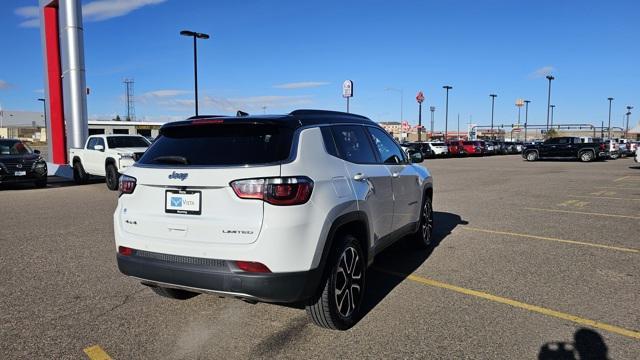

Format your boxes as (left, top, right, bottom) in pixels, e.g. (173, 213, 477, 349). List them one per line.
(607, 97, 614, 139)
(490, 94, 497, 140)
(545, 75, 554, 130)
(443, 85, 452, 141)
(524, 100, 531, 142)
(429, 106, 435, 140)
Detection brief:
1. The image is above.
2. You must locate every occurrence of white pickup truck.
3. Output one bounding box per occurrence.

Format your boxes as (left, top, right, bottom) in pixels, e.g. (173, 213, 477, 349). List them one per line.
(69, 134, 150, 190)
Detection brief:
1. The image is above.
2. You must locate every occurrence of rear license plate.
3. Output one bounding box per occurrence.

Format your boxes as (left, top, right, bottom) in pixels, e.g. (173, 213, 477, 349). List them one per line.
(14, 171, 26, 176)
(165, 190, 201, 215)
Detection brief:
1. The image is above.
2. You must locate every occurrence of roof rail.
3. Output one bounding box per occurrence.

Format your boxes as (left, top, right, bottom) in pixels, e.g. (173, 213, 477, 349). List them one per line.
(289, 109, 370, 120)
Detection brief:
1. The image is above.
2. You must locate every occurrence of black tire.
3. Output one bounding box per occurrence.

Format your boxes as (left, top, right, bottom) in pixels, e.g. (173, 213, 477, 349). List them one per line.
(34, 177, 47, 188)
(525, 151, 538, 161)
(73, 161, 89, 184)
(306, 234, 365, 330)
(105, 164, 119, 191)
(579, 150, 594, 162)
(414, 194, 434, 249)
(150, 286, 199, 300)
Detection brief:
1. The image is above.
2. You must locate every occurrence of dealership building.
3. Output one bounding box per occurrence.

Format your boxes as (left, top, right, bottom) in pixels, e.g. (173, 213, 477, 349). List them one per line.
(0, 110, 164, 142)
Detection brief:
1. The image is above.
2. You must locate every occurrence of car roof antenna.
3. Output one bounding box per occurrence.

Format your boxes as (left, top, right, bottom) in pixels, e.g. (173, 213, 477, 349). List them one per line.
(236, 110, 249, 117)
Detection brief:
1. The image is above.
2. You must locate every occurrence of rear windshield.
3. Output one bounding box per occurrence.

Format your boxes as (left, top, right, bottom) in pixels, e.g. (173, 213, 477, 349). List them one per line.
(138, 123, 294, 166)
(107, 136, 150, 148)
(432, 142, 445, 146)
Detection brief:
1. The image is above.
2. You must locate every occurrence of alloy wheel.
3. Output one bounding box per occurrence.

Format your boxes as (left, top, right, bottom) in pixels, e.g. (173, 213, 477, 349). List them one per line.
(421, 200, 434, 245)
(334, 246, 363, 318)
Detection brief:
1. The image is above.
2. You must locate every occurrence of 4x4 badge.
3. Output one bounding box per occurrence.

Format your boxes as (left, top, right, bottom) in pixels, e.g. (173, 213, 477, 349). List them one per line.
(168, 171, 188, 181)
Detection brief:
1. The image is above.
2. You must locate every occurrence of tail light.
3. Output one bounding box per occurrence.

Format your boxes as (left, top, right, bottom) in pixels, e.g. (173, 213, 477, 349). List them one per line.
(231, 176, 313, 205)
(235, 261, 271, 273)
(118, 175, 137, 196)
(599, 143, 606, 151)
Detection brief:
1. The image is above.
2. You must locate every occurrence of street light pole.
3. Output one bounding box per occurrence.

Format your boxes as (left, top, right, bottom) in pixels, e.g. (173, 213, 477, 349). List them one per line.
(545, 75, 554, 130)
(516, 99, 524, 141)
(607, 97, 614, 140)
(429, 106, 435, 140)
(524, 100, 531, 142)
(180, 30, 210, 116)
(626, 107, 633, 138)
(443, 85, 452, 141)
(550, 104, 555, 128)
(37, 98, 47, 124)
(490, 94, 497, 140)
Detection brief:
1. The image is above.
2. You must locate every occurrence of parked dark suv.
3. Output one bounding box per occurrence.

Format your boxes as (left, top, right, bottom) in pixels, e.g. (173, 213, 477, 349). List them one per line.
(0, 139, 47, 188)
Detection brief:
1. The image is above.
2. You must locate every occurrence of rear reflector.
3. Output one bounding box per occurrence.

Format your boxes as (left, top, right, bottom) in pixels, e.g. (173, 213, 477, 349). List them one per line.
(235, 261, 271, 273)
(119, 246, 134, 256)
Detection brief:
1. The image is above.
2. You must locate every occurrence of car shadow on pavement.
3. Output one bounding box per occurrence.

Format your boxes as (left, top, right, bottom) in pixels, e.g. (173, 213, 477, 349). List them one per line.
(0, 176, 103, 191)
(359, 211, 467, 321)
(538, 328, 609, 360)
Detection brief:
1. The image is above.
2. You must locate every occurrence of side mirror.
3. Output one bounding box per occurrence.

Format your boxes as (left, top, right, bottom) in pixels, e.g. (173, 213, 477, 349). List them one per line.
(33, 149, 41, 155)
(94, 144, 104, 151)
(408, 149, 424, 163)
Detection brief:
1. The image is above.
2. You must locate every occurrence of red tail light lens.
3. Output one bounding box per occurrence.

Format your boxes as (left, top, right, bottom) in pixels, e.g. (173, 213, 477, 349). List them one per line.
(235, 261, 271, 273)
(599, 143, 606, 151)
(118, 175, 137, 196)
(231, 177, 313, 205)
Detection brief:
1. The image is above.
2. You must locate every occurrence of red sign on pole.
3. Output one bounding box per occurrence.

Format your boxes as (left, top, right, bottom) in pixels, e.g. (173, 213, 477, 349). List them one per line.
(416, 91, 425, 104)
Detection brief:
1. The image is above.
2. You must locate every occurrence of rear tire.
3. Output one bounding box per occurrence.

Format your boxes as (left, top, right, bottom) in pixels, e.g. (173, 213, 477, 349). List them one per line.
(525, 151, 538, 161)
(150, 286, 199, 300)
(306, 234, 365, 330)
(105, 164, 119, 191)
(579, 151, 594, 162)
(414, 194, 434, 249)
(73, 161, 89, 185)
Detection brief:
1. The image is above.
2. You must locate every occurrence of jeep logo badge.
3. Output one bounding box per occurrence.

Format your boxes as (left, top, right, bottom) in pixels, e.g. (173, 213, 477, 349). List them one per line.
(168, 171, 188, 181)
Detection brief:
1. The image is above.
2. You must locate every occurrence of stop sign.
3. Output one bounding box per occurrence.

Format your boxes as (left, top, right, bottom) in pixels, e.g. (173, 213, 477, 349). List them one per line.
(416, 91, 425, 104)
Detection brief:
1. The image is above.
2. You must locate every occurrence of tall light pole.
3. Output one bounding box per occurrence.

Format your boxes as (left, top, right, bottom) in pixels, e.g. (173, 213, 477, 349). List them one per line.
(550, 104, 556, 128)
(416, 91, 425, 142)
(37, 98, 47, 124)
(429, 106, 435, 139)
(385, 87, 404, 123)
(523, 100, 531, 142)
(545, 75, 554, 130)
(443, 85, 452, 141)
(490, 94, 497, 140)
(516, 99, 524, 141)
(180, 30, 210, 116)
(625, 106, 633, 138)
(607, 97, 614, 140)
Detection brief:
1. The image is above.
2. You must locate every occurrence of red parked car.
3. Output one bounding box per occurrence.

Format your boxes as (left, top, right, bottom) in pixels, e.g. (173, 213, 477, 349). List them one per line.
(447, 140, 466, 156)
(462, 140, 485, 155)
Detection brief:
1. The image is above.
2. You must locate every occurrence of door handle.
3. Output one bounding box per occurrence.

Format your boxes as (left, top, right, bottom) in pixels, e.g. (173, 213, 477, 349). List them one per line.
(353, 173, 367, 181)
(391, 172, 400, 178)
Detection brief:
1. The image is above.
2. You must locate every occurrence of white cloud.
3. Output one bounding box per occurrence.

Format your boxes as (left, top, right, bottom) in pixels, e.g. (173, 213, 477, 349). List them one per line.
(83, 0, 167, 22)
(273, 81, 330, 89)
(141, 89, 190, 98)
(15, 0, 167, 28)
(202, 95, 314, 113)
(0, 80, 11, 90)
(530, 66, 556, 78)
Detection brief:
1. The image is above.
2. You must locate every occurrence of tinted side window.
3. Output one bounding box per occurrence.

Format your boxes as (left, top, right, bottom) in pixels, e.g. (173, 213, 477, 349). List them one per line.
(320, 126, 339, 157)
(367, 127, 405, 164)
(95, 138, 105, 148)
(331, 125, 377, 164)
(558, 138, 569, 144)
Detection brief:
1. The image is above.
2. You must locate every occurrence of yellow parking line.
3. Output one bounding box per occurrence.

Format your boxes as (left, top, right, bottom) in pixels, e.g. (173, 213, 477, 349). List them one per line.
(524, 207, 640, 220)
(461, 226, 638, 253)
(378, 269, 640, 340)
(83, 345, 113, 360)
(568, 194, 640, 202)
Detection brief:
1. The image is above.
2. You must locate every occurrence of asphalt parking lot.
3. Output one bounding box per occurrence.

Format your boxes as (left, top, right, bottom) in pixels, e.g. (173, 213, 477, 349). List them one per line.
(1, 155, 638, 359)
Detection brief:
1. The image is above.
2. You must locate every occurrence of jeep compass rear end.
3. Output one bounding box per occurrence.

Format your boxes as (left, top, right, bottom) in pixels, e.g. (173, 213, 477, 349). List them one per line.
(114, 110, 433, 330)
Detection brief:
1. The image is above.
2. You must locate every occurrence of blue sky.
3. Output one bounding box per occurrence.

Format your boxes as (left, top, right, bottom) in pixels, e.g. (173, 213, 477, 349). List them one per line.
(1, 0, 638, 130)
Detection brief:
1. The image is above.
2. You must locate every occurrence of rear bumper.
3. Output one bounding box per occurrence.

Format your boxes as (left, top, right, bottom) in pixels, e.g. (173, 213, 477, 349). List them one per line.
(117, 250, 322, 303)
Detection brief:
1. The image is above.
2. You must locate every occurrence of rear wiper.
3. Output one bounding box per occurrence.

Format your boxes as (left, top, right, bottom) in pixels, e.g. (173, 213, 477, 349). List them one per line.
(151, 155, 189, 165)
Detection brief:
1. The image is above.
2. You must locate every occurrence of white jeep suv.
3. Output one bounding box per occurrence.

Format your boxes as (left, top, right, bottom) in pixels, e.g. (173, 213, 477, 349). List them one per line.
(114, 110, 434, 330)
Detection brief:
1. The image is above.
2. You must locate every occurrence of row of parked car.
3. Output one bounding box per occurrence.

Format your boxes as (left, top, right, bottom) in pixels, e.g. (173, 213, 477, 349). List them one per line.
(402, 140, 525, 158)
